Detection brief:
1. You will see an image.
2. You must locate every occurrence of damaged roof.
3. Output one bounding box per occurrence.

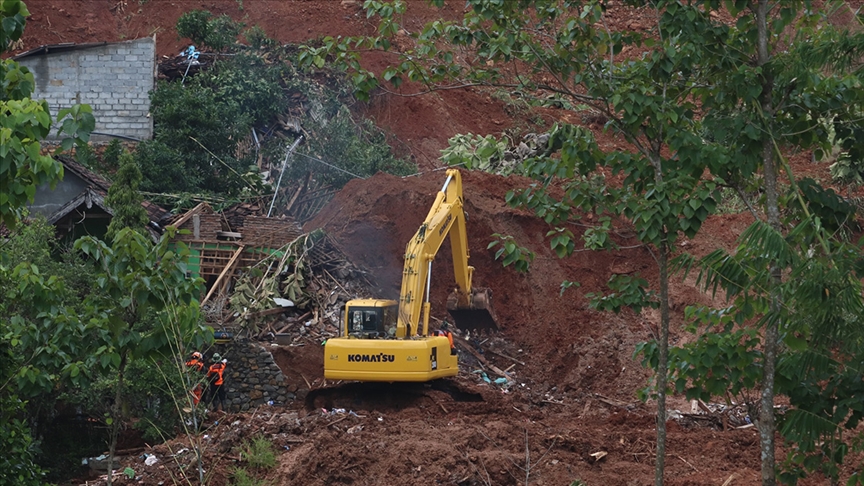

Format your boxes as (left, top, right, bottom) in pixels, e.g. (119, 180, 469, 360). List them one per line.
(57, 154, 171, 224)
(11, 41, 109, 60)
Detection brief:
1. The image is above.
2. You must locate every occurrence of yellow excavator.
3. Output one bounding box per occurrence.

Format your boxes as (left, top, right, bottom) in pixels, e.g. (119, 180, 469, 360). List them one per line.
(324, 169, 499, 382)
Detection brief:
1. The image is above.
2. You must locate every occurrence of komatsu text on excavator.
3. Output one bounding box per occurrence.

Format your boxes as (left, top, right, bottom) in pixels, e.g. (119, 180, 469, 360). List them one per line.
(324, 169, 499, 382)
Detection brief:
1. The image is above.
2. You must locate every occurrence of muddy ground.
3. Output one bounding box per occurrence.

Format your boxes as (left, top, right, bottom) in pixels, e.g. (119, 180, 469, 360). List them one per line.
(13, 1, 864, 485)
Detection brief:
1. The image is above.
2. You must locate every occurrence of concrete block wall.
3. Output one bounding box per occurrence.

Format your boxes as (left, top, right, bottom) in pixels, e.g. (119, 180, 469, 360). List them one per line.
(17, 37, 155, 141)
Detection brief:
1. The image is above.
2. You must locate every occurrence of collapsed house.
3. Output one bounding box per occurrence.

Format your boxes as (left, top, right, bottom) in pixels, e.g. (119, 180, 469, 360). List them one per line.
(165, 202, 375, 339)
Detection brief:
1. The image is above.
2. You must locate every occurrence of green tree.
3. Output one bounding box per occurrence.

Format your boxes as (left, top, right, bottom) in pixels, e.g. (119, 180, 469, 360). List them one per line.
(105, 152, 148, 241)
(0, 1, 94, 483)
(74, 229, 208, 485)
(303, 1, 864, 484)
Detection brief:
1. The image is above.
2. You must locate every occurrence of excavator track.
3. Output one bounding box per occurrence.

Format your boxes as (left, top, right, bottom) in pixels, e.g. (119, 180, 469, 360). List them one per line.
(304, 380, 483, 412)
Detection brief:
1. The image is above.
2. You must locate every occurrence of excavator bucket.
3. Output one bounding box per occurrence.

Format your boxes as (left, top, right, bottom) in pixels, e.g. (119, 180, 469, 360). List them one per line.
(446, 288, 500, 332)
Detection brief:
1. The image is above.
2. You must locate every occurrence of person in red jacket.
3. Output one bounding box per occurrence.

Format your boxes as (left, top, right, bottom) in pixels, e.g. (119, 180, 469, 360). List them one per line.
(185, 351, 205, 406)
(207, 353, 227, 412)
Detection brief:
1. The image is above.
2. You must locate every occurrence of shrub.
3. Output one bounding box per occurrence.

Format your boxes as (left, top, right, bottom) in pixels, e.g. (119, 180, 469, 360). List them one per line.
(176, 10, 243, 52)
(231, 467, 271, 486)
(240, 436, 276, 470)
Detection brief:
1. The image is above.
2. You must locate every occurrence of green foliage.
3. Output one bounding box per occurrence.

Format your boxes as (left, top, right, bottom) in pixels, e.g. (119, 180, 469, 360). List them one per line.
(587, 274, 657, 315)
(0, 0, 28, 51)
(715, 187, 749, 215)
(637, 325, 763, 402)
(240, 436, 277, 470)
(244, 25, 276, 50)
(829, 153, 864, 187)
(487, 234, 534, 273)
(286, 109, 413, 188)
(138, 79, 254, 195)
(60, 355, 188, 443)
(142, 16, 413, 207)
(176, 10, 243, 52)
(0, 396, 43, 486)
(1, 0, 94, 230)
(440, 133, 510, 174)
(105, 152, 149, 241)
(73, 229, 208, 362)
(231, 467, 271, 486)
(0, 2, 97, 482)
(75, 143, 98, 169)
(100, 139, 124, 174)
(788, 178, 857, 236)
(0, 328, 43, 486)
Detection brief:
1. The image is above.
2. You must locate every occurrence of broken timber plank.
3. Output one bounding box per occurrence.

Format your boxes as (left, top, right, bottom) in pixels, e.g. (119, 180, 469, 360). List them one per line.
(246, 307, 290, 319)
(454, 337, 510, 378)
(484, 348, 526, 366)
(201, 245, 245, 305)
(593, 393, 632, 409)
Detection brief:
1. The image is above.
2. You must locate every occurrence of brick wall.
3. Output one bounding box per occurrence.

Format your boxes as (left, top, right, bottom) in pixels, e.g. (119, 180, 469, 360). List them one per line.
(17, 37, 155, 141)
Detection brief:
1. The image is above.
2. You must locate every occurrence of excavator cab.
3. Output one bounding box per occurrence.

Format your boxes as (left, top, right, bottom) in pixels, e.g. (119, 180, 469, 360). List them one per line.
(344, 299, 398, 339)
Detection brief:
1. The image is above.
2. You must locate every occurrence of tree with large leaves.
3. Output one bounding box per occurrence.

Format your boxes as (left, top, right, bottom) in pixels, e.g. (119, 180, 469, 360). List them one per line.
(1, 1, 94, 484)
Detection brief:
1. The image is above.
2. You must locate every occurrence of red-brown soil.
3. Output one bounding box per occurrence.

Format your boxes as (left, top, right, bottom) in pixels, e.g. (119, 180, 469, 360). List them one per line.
(15, 2, 862, 485)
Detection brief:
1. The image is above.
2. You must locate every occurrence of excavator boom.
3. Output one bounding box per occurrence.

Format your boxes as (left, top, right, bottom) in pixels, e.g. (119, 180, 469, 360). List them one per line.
(397, 169, 499, 335)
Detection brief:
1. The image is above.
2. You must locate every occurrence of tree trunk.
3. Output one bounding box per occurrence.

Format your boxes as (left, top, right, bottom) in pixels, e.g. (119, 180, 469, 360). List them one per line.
(755, 1, 779, 484)
(106, 351, 128, 486)
(655, 240, 670, 486)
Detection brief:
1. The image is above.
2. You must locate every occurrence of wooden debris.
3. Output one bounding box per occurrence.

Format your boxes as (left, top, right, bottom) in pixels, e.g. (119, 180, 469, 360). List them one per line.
(454, 337, 510, 378)
(674, 454, 699, 473)
(593, 393, 632, 409)
(484, 348, 525, 366)
(201, 245, 245, 305)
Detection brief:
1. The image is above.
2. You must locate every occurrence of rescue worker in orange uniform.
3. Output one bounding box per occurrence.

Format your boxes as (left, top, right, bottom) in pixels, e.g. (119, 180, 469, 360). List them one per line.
(207, 353, 228, 412)
(185, 351, 205, 405)
(432, 321, 456, 355)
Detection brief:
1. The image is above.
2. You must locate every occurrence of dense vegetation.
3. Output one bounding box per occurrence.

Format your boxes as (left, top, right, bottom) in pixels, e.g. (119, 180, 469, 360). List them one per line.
(133, 10, 414, 210)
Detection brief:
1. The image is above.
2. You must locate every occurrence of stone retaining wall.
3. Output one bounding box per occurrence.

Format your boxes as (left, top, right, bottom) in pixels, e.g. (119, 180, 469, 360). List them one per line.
(213, 339, 290, 412)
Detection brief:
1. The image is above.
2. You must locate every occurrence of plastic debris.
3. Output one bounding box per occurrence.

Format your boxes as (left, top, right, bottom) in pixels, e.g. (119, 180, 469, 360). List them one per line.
(144, 455, 159, 466)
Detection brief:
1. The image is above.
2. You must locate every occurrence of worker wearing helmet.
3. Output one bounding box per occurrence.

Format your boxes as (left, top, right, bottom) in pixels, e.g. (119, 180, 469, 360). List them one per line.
(185, 351, 205, 405)
(207, 353, 228, 412)
(432, 322, 456, 355)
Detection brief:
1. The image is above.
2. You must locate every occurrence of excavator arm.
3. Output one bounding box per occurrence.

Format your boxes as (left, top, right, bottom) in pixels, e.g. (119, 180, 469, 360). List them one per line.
(396, 169, 498, 337)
